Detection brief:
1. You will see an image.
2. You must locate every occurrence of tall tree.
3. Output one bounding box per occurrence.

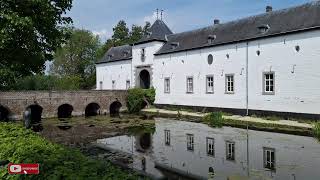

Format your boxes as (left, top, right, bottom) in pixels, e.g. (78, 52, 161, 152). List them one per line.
(97, 21, 151, 59)
(112, 20, 129, 44)
(128, 25, 143, 44)
(50, 28, 100, 89)
(0, 0, 73, 90)
(143, 21, 151, 36)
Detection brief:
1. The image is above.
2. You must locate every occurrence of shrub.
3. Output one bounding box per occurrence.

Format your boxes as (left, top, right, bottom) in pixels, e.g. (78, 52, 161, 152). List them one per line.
(13, 75, 82, 90)
(313, 122, 320, 141)
(0, 123, 140, 180)
(127, 88, 156, 113)
(203, 112, 224, 127)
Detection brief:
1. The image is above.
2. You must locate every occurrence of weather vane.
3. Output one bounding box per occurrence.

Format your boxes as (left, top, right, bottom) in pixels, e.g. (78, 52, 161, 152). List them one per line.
(156, 8, 159, 20)
(161, 10, 163, 20)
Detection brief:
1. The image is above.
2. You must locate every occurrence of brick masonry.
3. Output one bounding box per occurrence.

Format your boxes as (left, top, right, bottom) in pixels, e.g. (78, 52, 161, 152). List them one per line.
(0, 90, 127, 120)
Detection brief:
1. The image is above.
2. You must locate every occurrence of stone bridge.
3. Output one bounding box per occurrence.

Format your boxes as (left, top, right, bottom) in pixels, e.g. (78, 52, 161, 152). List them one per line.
(0, 90, 127, 121)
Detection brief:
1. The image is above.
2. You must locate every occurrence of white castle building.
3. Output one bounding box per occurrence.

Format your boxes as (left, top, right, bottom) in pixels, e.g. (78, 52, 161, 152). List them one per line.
(96, 2, 320, 119)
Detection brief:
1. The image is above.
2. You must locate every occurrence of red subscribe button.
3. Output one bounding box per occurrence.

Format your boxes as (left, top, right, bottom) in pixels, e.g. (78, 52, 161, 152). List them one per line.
(8, 163, 39, 175)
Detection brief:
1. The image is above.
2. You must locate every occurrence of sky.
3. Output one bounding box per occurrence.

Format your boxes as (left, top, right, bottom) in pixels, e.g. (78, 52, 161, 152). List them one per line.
(67, 0, 313, 42)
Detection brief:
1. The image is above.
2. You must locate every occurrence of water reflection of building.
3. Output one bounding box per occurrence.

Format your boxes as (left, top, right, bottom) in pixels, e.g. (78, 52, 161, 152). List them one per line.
(97, 119, 320, 180)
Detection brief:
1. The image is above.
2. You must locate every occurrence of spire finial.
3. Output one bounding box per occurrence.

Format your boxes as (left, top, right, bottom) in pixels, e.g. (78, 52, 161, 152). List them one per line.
(161, 10, 163, 20)
(156, 8, 159, 20)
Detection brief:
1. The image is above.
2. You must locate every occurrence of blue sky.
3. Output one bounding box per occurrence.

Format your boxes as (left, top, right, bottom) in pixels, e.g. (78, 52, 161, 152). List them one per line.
(68, 0, 312, 41)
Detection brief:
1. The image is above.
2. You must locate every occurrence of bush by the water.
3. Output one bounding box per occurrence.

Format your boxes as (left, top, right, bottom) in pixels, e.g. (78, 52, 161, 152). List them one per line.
(313, 122, 320, 141)
(127, 88, 155, 113)
(0, 123, 140, 180)
(203, 112, 224, 127)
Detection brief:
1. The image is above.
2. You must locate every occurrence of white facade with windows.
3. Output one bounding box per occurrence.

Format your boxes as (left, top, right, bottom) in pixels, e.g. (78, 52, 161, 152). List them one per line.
(96, 2, 320, 117)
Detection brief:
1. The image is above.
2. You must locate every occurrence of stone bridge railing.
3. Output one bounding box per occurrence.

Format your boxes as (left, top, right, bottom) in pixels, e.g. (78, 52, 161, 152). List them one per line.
(0, 90, 128, 120)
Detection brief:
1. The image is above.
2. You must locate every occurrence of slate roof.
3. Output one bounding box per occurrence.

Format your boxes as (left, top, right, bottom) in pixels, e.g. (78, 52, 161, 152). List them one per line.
(96, 45, 132, 64)
(135, 19, 173, 45)
(155, 1, 320, 55)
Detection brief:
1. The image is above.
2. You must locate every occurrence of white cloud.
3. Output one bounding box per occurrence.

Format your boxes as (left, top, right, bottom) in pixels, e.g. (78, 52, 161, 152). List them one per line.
(142, 12, 157, 24)
(92, 29, 112, 42)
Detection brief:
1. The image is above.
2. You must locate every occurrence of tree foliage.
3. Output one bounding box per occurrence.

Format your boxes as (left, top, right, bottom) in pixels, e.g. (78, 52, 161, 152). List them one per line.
(50, 28, 100, 89)
(0, 0, 73, 90)
(127, 88, 156, 113)
(97, 21, 151, 59)
(13, 75, 82, 90)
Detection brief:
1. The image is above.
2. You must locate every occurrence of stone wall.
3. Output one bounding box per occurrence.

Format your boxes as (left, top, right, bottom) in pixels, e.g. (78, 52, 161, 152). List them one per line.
(0, 90, 127, 120)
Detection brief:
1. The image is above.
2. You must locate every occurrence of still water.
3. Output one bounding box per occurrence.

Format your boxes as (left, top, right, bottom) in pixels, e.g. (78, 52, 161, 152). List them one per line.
(96, 118, 320, 180)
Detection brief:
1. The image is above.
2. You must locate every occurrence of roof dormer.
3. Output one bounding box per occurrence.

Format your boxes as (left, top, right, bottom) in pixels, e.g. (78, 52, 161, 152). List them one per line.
(258, 24, 270, 34)
(208, 34, 217, 44)
(170, 42, 179, 50)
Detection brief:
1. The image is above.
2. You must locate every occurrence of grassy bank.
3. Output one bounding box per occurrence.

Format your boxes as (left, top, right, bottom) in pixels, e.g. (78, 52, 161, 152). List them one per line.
(142, 111, 313, 137)
(0, 123, 143, 180)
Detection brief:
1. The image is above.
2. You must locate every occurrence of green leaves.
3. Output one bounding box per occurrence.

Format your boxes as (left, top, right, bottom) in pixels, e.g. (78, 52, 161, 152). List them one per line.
(0, 123, 141, 180)
(203, 112, 224, 128)
(0, 0, 73, 89)
(127, 88, 156, 113)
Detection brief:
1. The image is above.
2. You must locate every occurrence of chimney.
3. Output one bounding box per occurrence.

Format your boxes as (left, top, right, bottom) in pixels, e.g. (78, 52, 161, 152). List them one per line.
(214, 19, 220, 25)
(266, 6, 272, 13)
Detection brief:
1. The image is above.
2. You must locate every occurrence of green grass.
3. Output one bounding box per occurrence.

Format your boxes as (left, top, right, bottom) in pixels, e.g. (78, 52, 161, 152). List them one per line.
(203, 112, 224, 128)
(313, 122, 320, 141)
(0, 123, 144, 180)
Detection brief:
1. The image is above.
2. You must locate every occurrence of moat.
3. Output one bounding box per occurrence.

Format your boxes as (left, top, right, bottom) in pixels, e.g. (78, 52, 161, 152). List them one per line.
(39, 116, 320, 180)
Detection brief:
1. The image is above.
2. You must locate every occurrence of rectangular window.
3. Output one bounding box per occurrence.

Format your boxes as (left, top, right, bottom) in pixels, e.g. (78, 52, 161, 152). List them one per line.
(263, 147, 276, 170)
(141, 48, 146, 61)
(226, 141, 235, 161)
(186, 77, 194, 93)
(206, 75, 214, 93)
(99, 81, 103, 90)
(225, 74, 234, 94)
(126, 80, 130, 90)
(112, 80, 116, 90)
(187, 134, 194, 151)
(206, 138, 215, 156)
(263, 72, 275, 95)
(164, 78, 170, 93)
(164, 130, 170, 146)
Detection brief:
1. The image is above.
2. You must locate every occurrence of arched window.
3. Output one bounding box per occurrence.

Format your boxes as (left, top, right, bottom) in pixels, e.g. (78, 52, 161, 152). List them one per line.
(208, 54, 213, 65)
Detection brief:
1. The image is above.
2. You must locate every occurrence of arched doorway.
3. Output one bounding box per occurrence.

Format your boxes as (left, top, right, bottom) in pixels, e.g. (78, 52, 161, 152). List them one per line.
(0, 105, 10, 122)
(139, 69, 150, 89)
(24, 104, 43, 132)
(57, 104, 73, 119)
(109, 101, 122, 117)
(85, 103, 100, 117)
(135, 133, 152, 153)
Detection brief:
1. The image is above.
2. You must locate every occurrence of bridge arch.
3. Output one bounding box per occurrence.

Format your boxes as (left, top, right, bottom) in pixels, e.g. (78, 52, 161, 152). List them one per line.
(25, 104, 43, 124)
(85, 103, 100, 117)
(57, 104, 73, 119)
(110, 101, 122, 117)
(0, 105, 10, 122)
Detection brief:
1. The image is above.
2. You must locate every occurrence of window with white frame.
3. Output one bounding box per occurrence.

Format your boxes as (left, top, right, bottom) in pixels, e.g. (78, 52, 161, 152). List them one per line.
(112, 80, 116, 89)
(263, 147, 276, 170)
(225, 74, 234, 93)
(126, 80, 130, 90)
(186, 77, 194, 93)
(206, 138, 215, 156)
(206, 75, 214, 93)
(263, 72, 275, 95)
(164, 78, 170, 93)
(164, 130, 170, 146)
(226, 141, 235, 161)
(187, 134, 194, 151)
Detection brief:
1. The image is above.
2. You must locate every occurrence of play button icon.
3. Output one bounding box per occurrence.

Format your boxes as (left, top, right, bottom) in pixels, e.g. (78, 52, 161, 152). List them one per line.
(9, 165, 21, 173)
